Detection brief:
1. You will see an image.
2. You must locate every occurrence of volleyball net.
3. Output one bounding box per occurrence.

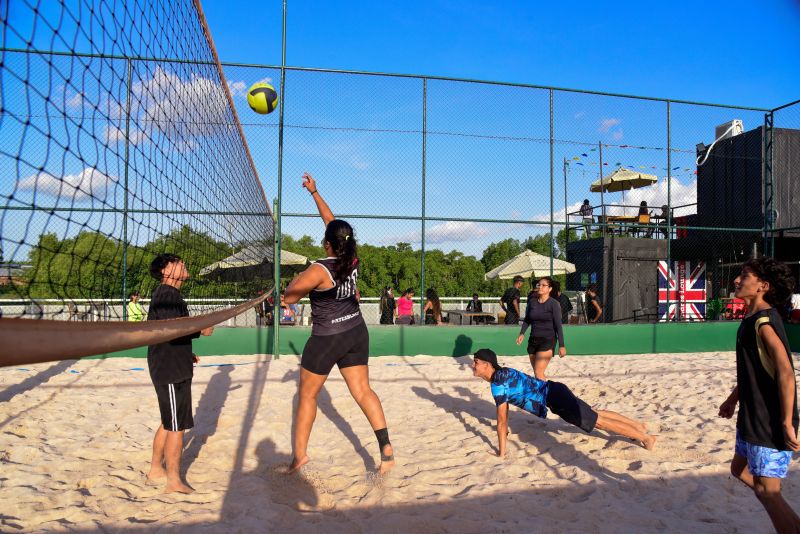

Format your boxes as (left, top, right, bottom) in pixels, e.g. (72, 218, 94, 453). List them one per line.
(1, 0, 274, 323)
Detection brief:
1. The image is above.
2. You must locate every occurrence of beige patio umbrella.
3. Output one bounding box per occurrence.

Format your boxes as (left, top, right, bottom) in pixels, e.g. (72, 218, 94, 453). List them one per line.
(591, 167, 657, 216)
(484, 249, 576, 280)
(590, 167, 658, 193)
(199, 244, 308, 281)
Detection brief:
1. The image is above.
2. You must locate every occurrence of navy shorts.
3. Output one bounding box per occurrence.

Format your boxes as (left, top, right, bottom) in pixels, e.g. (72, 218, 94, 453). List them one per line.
(546, 381, 598, 433)
(301, 321, 369, 375)
(154, 379, 194, 432)
(528, 336, 555, 354)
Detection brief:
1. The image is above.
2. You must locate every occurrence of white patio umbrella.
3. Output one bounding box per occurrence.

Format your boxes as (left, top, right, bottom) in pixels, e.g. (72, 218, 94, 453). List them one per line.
(199, 244, 308, 281)
(484, 249, 576, 280)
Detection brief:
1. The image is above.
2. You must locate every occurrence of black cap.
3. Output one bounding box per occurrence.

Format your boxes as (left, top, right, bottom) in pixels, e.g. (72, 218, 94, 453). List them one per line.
(512, 275, 524, 284)
(474, 348, 500, 370)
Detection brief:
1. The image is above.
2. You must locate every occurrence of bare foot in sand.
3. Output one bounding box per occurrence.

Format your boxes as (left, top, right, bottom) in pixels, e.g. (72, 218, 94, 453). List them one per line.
(378, 444, 395, 475)
(635, 420, 649, 434)
(164, 480, 194, 494)
(287, 455, 309, 474)
(641, 434, 657, 451)
(146, 467, 166, 484)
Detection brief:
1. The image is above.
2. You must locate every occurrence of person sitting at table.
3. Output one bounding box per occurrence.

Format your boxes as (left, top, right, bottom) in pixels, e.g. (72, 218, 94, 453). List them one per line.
(467, 293, 485, 324)
(656, 204, 669, 239)
(638, 201, 649, 217)
(579, 199, 593, 238)
(424, 288, 443, 325)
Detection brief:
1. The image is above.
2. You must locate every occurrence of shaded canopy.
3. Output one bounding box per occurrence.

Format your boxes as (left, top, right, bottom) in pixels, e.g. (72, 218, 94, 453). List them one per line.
(199, 244, 307, 282)
(484, 249, 576, 280)
(590, 167, 657, 193)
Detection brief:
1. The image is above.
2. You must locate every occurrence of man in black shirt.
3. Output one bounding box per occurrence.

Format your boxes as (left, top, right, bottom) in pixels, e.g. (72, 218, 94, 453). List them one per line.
(146, 253, 213, 494)
(500, 276, 524, 325)
(585, 284, 603, 324)
(467, 293, 485, 324)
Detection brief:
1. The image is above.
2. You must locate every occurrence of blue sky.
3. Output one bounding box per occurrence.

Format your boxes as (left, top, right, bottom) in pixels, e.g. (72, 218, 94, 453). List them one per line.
(203, 0, 800, 108)
(3, 1, 800, 261)
(202, 0, 800, 254)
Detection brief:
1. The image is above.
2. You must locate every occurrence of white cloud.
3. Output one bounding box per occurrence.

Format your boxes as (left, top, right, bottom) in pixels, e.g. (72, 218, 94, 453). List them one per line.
(598, 118, 620, 133)
(66, 91, 84, 108)
(612, 129, 624, 141)
(17, 167, 118, 200)
(104, 124, 148, 145)
(227, 80, 247, 97)
(385, 221, 489, 245)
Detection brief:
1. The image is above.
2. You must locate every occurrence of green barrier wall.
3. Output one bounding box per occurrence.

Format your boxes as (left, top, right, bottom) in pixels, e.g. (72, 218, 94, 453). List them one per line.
(93, 321, 800, 359)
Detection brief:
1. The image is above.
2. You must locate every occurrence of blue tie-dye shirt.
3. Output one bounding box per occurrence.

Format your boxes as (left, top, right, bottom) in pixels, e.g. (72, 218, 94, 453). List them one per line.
(490, 367, 549, 418)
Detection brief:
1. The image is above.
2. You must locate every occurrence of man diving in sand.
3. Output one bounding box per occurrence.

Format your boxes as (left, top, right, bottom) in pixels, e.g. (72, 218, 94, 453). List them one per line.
(471, 349, 656, 456)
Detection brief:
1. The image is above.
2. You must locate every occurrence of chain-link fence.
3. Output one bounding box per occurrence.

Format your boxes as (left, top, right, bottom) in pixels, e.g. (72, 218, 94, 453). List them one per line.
(2, 6, 797, 325)
(226, 64, 793, 324)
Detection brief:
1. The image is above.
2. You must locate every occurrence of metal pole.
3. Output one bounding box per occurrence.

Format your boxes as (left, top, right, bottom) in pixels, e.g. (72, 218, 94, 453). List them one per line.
(763, 112, 774, 257)
(666, 100, 672, 321)
(420, 78, 427, 319)
(599, 141, 605, 238)
(273, 199, 280, 358)
(273, 0, 288, 356)
(121, 58, 133, 320)
(564, 157, 568, 246)
(549, 89, 554, 276)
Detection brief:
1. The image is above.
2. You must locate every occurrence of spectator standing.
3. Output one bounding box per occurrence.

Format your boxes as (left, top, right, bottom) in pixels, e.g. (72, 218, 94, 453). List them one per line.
(379, 286, 396, 325)
(585, 283, 603, 324)
(396, 288, 415, 325)
(579, 199, 593, 238)
(127, 291, 146, 322)
(424, 288, 443, 325)
(500, 276, 524, 325)
(552, 280, 573, 324)
(279, 291, 299, 325)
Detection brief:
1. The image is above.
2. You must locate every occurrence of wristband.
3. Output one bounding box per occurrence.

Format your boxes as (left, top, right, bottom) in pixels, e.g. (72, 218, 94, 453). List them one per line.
(309, 189, 318, 195)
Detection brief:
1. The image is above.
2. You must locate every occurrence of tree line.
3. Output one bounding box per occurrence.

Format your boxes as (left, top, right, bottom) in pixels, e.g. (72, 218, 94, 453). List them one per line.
(2, 225, 576, 299)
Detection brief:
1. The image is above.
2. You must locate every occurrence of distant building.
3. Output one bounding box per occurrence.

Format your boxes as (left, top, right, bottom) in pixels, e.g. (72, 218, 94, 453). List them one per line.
(0, 263, 31, 286)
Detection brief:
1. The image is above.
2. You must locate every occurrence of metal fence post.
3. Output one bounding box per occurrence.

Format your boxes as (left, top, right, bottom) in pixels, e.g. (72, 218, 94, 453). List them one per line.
(666, 100, 672, 321)
(273, 0, 288, 357)
(763, 111, 774, 257)
(549, 89, 554, 275)
(420, 78, 427, 318)
(121, 58, 133, 320)
(599, 141, 605, 238)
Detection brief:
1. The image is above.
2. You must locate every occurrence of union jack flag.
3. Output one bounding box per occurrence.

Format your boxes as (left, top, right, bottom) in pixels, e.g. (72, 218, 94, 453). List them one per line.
(658, 260, 707, 322)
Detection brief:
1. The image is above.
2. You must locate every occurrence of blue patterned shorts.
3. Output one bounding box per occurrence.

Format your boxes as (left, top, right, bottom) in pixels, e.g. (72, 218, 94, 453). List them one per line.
(735, 431, 793, 479)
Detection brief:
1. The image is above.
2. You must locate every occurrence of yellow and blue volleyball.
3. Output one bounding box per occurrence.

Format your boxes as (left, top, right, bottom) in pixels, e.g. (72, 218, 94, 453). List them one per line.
(246, 82, 278, 114)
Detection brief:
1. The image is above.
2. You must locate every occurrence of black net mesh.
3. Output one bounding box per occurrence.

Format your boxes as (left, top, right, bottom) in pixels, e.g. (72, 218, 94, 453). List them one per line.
(1, 1, 274, 320)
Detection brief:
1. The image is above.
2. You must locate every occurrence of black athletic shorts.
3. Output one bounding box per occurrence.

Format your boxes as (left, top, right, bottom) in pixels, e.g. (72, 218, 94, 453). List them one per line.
(154, 379, 194, 432)
(301, 321, 369, 375)
(546, 381, 598, 433)
(527, 336, 555, 354)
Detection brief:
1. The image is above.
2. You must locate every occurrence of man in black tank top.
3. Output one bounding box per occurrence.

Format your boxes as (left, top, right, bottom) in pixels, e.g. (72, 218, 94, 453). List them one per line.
(718, 258, 800, 532)
(282, 173, 395, 476)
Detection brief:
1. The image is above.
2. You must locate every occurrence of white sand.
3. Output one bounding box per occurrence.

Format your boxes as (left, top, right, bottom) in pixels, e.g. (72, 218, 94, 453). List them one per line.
(1, 352, 798, 533)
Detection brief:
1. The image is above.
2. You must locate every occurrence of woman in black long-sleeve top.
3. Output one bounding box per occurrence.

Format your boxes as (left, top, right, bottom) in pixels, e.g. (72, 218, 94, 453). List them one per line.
(515, 276, 567, 380)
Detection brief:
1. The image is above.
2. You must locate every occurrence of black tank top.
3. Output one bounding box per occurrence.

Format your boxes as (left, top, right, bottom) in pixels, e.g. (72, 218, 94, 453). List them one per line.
(736, 307, 799, 450)
(309, 257, 364, 336)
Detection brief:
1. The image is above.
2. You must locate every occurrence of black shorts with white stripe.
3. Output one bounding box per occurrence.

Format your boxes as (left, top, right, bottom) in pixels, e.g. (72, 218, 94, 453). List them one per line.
(154, 379, 194, 432)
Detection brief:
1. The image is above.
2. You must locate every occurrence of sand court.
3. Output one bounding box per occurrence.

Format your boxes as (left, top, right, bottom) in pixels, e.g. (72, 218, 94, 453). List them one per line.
(1, 352, 798, 532)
